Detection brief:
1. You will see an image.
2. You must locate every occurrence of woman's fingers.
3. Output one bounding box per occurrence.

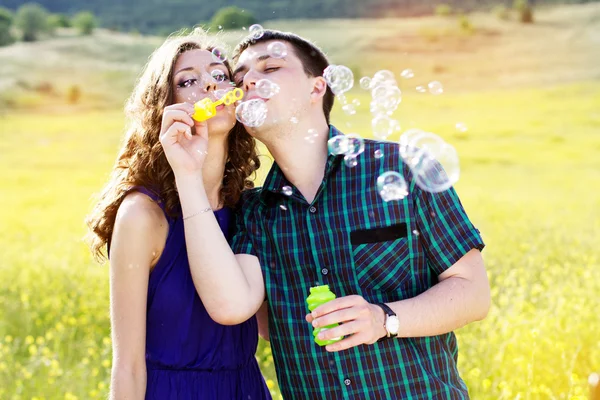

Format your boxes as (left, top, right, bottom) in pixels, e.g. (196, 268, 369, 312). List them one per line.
(161, 121, 193, 143)
(161, 108, 195, 134)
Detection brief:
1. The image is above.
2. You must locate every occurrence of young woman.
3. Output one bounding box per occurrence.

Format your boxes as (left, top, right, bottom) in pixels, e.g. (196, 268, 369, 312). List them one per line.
(85, 29, 270, 399)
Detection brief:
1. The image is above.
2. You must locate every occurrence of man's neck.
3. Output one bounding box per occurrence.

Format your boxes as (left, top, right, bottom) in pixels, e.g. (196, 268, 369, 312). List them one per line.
(263, 119, 330, 204)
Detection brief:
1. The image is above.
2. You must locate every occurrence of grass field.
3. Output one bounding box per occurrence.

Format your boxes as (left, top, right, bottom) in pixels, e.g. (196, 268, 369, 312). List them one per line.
(0, 3, 599, 399)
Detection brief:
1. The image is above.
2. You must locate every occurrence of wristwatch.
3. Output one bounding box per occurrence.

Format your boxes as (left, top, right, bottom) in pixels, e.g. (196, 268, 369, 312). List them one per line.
(377, 303, 400, 339)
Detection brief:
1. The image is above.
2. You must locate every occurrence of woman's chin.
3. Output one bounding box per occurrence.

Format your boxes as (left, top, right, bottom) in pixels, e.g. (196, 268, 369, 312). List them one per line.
(206, 114, 236, 136)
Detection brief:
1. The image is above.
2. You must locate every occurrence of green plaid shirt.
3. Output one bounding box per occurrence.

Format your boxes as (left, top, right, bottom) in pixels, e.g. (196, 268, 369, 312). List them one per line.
(232, 126, 484, 399)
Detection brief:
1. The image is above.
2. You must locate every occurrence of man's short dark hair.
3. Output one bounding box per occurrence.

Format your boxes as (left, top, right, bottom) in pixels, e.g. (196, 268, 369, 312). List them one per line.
(233, 30, 335, 124)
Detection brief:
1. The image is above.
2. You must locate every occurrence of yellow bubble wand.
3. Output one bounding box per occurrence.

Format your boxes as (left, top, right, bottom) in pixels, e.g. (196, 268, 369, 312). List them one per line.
(191, 88, 244, 122)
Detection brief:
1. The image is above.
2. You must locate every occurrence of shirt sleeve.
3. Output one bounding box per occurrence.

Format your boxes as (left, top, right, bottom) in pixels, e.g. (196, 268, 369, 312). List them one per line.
(412, 178, 485, 276)
(230, 203, 257, 257)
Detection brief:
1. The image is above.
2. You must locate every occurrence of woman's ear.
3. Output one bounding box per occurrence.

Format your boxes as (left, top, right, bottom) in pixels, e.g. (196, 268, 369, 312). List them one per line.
(310, 76, 328, 103)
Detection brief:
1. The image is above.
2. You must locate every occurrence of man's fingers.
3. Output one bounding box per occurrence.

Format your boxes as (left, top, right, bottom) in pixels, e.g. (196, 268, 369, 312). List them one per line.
(312, 307, 360, 328)
(318, 321, 360, 342)
(325, 332, 368, 352)
(311, 295, 364, 318)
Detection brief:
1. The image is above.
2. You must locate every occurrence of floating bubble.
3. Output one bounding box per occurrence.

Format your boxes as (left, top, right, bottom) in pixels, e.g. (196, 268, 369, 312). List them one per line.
(344, 155, 358, 168)
(373, 70, 396, 86)
(211, 69, 226, 83)
(402, 131, 460, 193)
(336, 93, 348, 105)
(328, 135, 349, 155)
(249, 24, 264, 39)
(359, 77, 372, 90)
(377, 171, 408, 202)
(256, 79, 280, 99)
(352, 98, 361, 106)
(345, 134, 365, 157)
(280, 204, 288, 211)
(282, 186, 293, 196)
(372, 115, 399, 140)
(323, 65, 354, 95)
(267, 41, 287, 58)
(290, 116, 299, 124)
(235, 99, 268, 127)
(428, 81, 444, 95)
(455, 122, 468, 133)
(399, 128, 427, 160)
(342, 103, 356, 115)
(374, 149, 384, 159)
(412, 229, 420, 236)
(400, 69, 414, 79)
(211, 48, 227, 63)
(416, 85, 427, 93)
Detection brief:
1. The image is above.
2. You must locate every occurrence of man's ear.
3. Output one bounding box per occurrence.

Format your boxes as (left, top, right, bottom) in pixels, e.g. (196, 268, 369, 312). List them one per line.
(310, 76, 328, 103)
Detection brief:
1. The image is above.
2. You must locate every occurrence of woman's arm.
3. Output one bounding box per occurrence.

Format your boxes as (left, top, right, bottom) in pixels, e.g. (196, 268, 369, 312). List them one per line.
(108, 193, 167, 400)
(176, 174, 266, 325)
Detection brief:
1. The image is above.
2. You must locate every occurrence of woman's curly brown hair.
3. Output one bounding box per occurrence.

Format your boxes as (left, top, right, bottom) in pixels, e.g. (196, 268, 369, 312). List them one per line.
(85, 28, 260, 263)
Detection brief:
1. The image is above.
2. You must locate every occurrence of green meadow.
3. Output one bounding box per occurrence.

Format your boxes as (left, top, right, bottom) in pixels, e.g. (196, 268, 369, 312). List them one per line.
(0, 3, 599, 399)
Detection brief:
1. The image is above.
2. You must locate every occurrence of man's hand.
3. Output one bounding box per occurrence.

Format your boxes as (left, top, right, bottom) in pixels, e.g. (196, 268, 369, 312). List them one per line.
(305, 295, 388, 352)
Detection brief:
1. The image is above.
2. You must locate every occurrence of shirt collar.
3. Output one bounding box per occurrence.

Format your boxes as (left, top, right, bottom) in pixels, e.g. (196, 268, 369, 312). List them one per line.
(259, 125, 345, 203)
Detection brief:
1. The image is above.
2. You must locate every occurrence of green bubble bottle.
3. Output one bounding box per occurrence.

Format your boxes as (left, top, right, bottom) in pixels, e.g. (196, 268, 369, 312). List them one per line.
(306, 285, 343, 346)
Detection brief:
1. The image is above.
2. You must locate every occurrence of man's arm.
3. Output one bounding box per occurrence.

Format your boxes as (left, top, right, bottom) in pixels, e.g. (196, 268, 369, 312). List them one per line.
(307, 248, 490, 351)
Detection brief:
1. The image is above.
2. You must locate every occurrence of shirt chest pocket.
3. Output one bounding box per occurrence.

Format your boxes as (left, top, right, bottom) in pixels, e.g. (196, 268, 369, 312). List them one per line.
(350, 222, 411, 294)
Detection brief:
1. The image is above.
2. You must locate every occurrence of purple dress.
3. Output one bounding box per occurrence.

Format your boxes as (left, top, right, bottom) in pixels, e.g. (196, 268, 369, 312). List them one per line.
(129, 187, 270, 400)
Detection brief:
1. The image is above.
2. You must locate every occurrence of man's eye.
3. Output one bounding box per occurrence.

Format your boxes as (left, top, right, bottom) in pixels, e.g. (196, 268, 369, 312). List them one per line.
(265, 67, 280, 73)
(177, 79, 197, 88)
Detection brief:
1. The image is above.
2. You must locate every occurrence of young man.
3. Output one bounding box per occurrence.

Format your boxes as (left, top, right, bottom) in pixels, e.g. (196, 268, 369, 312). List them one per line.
(171, 30, 490, 399)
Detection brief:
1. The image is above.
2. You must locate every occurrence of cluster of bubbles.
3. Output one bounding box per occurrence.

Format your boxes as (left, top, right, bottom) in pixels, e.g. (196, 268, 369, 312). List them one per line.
(235, 99, 268, 127)
(360, 70, 403, 140)
(327, 133, 366, 168)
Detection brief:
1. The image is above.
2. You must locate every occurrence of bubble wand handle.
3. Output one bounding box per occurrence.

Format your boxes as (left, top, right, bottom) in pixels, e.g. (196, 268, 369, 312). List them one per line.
(191, 88, 244, 122)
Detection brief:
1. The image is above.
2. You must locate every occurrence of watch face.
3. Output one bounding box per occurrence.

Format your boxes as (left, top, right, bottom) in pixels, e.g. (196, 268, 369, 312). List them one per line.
(387, 315, 400, 335)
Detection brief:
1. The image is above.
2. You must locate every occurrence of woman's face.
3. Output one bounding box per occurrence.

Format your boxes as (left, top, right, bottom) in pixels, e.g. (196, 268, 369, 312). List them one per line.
(172, 48, 237, 136)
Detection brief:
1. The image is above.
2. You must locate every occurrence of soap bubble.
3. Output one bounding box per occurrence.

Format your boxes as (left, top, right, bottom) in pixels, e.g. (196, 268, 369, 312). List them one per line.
(282, 186, 293, 196)
(344, 155, 358, 168)
(377, 171, 408, 202)
(256, 79, 280, 99)
(428, 81, 444, 95)
(211, 69, 226, 83)
(328, 135, 349, 155)
(235, 99, 268, 127)
(345, 134, 365, 157)
(400, 69, 414, 79)
(267, 41, 287, 58)
(323, 65, 354, 95)
(211, 48, 227, 63)
(249, 24, 264, 39)
(360, 77, 372, 90)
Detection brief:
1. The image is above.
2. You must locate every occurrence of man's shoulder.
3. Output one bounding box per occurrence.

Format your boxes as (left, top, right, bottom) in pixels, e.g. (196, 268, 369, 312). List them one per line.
(238, 187, 263, 211)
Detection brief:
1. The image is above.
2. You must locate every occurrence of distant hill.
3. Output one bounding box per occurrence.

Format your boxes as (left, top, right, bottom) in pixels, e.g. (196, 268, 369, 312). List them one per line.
(2, 0, 598, 34)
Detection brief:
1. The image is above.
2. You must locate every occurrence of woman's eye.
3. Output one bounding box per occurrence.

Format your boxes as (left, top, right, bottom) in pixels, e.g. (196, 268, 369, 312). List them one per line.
(177, 79, 197, 88)
(211, 70, 230, 83)
(265, 67, 279, 73)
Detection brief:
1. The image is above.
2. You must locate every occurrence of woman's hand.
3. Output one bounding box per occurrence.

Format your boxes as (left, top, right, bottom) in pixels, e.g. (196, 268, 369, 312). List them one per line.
(159, 102, 209, 177)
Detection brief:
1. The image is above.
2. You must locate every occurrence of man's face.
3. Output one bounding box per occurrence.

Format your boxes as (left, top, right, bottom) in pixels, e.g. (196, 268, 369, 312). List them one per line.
(233, 41, 316, 134)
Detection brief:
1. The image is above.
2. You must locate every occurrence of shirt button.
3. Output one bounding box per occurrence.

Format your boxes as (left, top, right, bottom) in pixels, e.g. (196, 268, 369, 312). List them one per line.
(344, 378, 351, 386)
(309, 206, 317, 213)
(321, 268, 329, 275)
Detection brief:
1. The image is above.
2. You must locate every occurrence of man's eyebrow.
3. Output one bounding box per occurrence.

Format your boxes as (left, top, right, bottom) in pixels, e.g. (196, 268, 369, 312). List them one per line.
(233, 54, 280, 78)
